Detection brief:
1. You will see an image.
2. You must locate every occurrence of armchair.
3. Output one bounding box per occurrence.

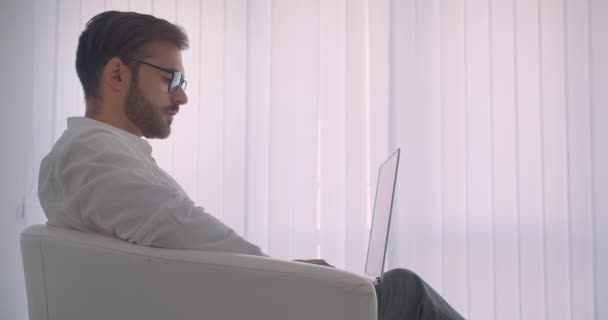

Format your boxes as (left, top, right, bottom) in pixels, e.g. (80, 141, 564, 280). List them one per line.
(20, 224, 377, 320)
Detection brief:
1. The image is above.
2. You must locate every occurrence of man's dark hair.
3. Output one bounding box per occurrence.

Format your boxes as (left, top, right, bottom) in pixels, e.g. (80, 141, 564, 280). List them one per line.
(76, 11, 188, 104)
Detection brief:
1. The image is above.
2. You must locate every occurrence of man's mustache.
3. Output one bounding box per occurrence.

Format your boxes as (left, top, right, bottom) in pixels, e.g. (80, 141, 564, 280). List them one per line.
(165, 105, 179, 113)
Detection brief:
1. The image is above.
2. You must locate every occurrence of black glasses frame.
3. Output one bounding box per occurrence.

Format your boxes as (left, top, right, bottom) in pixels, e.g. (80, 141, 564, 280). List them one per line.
(133, 59, 187, 93)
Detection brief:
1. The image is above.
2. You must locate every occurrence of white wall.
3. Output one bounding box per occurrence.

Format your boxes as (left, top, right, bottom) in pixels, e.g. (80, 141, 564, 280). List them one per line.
(0, 1, 49, 319)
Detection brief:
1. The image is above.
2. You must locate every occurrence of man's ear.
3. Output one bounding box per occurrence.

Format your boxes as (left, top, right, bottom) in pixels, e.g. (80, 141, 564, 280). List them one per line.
(102, 57, 131, 93)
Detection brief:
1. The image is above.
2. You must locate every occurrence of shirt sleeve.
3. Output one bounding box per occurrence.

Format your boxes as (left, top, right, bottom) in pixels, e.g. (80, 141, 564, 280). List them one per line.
(63, 133, 267, 256)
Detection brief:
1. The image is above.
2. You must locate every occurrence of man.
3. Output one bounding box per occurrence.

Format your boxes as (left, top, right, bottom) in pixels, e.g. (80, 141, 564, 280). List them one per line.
(38, 11, 463, 320)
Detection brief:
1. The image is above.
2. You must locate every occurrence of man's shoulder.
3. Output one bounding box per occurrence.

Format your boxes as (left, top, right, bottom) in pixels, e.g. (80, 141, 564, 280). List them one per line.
(71, 124, 132, 150)
(74, 123, 129, 144)
(44, 125, 130, 165)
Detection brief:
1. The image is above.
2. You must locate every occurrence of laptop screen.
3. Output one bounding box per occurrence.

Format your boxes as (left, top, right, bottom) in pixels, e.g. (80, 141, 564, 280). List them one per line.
(364, 149, 400, 279)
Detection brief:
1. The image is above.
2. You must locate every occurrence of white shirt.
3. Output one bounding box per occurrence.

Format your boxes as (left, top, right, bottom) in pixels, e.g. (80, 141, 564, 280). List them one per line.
(39, 117, 266, 256)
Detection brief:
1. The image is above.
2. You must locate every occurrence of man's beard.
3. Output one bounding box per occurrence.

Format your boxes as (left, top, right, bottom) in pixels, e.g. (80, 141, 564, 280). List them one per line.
(124, 83, 178, 139)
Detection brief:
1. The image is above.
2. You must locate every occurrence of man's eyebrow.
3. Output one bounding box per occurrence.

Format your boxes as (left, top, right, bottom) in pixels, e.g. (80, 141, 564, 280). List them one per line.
(152, 63, 179, 73)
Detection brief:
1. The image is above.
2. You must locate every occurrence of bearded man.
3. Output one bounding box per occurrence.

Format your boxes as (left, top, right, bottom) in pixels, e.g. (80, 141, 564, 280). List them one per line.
(38, 11, 463, 320)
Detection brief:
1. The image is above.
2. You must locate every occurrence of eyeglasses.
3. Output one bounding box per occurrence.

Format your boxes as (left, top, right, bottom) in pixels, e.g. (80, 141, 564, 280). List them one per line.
(133, 59, 187, 93)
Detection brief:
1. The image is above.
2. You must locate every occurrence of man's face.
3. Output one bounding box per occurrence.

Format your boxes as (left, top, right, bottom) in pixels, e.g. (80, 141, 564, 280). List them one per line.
(124, 41, 188, 139)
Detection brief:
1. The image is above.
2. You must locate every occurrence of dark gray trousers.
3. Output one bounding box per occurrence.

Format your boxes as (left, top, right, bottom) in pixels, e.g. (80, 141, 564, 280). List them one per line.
(373, 269, 465, 320)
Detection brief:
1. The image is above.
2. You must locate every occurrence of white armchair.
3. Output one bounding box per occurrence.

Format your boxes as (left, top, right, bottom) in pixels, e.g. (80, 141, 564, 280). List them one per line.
(20, 224, 377, 320)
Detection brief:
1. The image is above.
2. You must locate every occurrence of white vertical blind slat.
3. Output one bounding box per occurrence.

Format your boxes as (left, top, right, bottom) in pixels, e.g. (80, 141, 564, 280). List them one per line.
(281, 0, 319, 259)
(197, 0, 225, 219)
(20, 0, 52, 227)
(367, 0, 393, 278)
(590, 1, 608, 319)
(269, 0, 319, 259)
(55, 0, 81, 136)
(222, 0, 248, 234)
(344, 0, 370, 272)
(368, 0, 390, 188)
(566, 2, 596, 320)
(173, 0, 202, 205)
(437, 0, 468, 314)
(388, 0, 413, 271)
(410, 0, 443, 289)
(31, 0, 58, 226)
(319, 0, 347, 268)
(368, 0, 391, 274)
(515, 0, 547, 319)
(245, 0, 271, 252)
(490, 0, 521, 319)
(287, 0, 319, 259)
(464, 0, 495, 318)
(290, 15, 320, 257)
(538, 1, 571, 319)
(33, 0, 58, 158)
(267, 0, 292, 258)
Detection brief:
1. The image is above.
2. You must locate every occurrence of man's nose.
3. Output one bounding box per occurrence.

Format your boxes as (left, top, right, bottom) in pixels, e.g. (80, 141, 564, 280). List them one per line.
(172, 87, 188, 105)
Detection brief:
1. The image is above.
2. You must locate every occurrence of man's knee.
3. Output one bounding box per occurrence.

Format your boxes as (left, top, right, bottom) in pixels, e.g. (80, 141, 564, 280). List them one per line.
(383, 268, 426, 297)
(384, 268, 422, 284)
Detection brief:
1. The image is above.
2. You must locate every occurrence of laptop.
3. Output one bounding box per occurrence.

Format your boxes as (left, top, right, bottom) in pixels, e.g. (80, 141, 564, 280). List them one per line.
(363, 148, 400, 285)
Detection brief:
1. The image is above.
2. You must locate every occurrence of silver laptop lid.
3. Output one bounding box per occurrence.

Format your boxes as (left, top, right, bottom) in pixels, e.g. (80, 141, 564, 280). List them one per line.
(364, 149, 400, 281)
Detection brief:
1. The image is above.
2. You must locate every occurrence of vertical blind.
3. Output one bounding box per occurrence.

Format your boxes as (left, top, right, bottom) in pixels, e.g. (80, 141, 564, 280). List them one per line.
(29, 0, 607, 319)
(383, 1, 605, 320)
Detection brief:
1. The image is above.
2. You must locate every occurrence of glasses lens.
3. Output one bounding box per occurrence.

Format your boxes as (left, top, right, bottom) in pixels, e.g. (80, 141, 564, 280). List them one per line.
(169, 72, 182, 92)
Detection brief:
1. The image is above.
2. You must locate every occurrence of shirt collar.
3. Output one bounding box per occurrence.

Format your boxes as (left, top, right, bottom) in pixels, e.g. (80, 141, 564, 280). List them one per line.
(67, 117, 153, 156)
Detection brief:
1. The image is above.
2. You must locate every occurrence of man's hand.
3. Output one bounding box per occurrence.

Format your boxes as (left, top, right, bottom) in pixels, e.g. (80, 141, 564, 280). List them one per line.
(294, 259, 335, 268)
